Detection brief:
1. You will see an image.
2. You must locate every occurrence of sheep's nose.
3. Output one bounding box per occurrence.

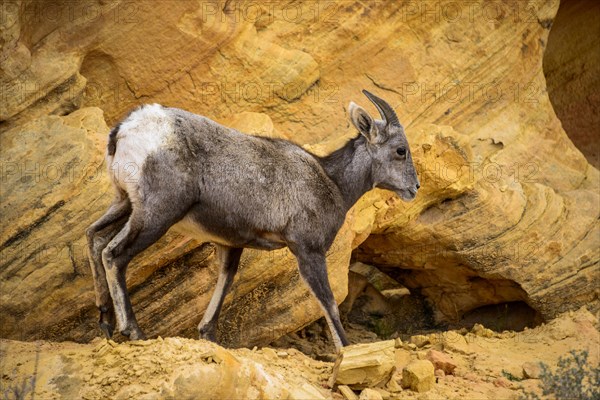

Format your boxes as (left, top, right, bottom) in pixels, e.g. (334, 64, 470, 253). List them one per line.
(416, 182, 421, 189)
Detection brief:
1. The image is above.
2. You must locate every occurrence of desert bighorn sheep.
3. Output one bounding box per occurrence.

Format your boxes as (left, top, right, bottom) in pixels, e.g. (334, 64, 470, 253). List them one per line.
(86, 90, 419, 350)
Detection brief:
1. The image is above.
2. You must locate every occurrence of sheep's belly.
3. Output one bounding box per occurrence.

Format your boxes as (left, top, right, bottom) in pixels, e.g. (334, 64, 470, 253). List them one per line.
(171, 215, 234, 247)
(171, 215, 287, 251)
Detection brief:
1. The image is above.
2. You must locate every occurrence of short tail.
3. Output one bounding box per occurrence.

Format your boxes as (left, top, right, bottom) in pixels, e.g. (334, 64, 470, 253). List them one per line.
(107, 123, 120, 156)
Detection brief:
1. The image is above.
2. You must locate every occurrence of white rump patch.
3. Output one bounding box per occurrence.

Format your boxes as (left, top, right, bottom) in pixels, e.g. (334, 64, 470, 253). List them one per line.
(107, 104, 173, 199)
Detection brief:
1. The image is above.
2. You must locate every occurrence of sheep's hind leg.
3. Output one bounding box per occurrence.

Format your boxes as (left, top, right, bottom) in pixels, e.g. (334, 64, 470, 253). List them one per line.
(86, 198, 131, 338)
(101, 217, 144, 340)
(198, 245, 243, 342)
(103, 204, 188, 340)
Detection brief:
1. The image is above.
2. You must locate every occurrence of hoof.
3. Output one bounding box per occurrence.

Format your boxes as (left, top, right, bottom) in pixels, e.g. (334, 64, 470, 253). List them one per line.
(98, 307, 116, 339)
(99, 322, 114, 339)
(199, 332, 217, 342)
(130, 330, 147, 341)
(198, 325, 217, 342)
(121, 328, 146, 341)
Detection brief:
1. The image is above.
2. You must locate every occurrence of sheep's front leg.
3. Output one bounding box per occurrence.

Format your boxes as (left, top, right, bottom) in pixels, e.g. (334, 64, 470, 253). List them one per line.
(198, 245, 243, 342)
(292, 247, 349, 351)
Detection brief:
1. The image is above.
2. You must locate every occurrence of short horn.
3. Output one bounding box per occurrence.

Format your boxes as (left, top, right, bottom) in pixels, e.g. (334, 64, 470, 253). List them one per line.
(362, 89, 400, 127)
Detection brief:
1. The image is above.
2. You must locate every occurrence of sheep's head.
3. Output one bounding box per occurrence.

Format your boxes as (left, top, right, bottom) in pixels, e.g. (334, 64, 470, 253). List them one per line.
(349, 90, 420, 201)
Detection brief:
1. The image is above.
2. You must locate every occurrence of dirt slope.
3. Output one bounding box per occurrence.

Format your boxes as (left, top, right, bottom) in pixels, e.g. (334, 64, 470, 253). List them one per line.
(1, 307, 597, 399)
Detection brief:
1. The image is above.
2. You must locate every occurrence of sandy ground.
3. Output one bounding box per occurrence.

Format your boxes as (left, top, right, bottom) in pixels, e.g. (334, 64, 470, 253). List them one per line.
(1, 307, 598, 399)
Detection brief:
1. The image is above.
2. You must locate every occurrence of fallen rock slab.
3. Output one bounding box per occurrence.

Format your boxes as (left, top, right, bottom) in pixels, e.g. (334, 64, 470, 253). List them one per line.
(358, 388, 383, 400)
(402, 360, 435, 393)
(338, 385, 358, 400)
(331, 340, 395, 390)
(410, 334, 431, 348)
(426, 350, 458, 375)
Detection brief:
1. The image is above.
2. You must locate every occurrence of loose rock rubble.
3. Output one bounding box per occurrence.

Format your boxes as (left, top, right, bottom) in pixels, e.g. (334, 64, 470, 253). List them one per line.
(1, 307, 597, 399)
(401, 360, 436, 393)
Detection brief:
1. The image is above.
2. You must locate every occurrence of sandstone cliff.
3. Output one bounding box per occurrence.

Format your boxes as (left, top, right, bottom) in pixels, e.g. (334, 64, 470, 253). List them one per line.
(0, 0, 598, 349)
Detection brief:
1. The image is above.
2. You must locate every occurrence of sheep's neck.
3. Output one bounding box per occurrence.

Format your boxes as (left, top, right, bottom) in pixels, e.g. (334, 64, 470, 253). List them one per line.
(318, 137, 374, 211)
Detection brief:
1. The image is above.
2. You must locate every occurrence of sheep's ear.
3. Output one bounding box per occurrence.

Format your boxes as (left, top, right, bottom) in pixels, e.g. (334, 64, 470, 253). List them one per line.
(349, 102, 377, 142)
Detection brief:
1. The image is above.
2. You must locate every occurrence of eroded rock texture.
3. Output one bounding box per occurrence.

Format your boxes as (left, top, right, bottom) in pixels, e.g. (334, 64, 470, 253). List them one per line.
(0, 0, 598, 346)
(544, 0, 600, 168)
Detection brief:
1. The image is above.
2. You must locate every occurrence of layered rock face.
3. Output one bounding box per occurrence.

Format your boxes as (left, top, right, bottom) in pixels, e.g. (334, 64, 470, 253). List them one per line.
(1, 0, 598, 346)
(544, 0, 600, 168)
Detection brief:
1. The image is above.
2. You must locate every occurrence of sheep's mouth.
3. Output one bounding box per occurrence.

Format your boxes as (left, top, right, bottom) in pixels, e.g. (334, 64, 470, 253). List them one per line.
(398, 188, 417, 201)
(376, 183, 417, 201)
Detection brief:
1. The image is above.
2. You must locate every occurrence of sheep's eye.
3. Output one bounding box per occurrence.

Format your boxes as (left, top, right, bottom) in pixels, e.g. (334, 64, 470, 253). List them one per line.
(396, 148, 407, 157)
